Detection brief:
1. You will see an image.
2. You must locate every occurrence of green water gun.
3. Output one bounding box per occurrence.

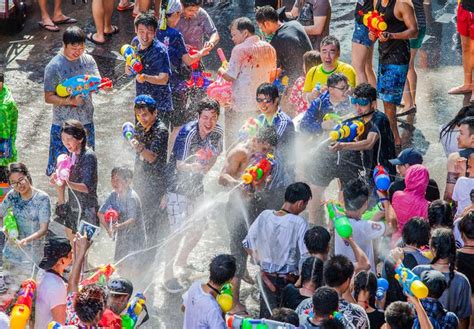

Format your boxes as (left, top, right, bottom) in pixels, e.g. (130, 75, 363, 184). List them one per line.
(217, 283, 233, 313)
(326, 201, 352, 239)
(3, 208, 19, 240)
(242, 318, 269, 329)
(361, 202, 384, 221)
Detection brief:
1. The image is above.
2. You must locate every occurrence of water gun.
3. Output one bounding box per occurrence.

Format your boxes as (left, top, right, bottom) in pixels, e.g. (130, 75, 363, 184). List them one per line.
(394, 262, 429, 299)
(241, 154, 274, 185)
(122, 293, 147, 329)
(361, 202, 384, 221)
(80, 263, 115, 287)
(0, 182, 11, 203)
(55, 154, 74, 187)
(373, 165, 390, 191)
(376, 278, 389, 300)
(186, 71, 213, 89)
(217, 48, 228, 69)
(226, 314, 297, 328)
(196, 148, 214, 165)
(10, 279, 36, 329)
(207, 48, 232, 106)
(3, 208, 19, 241)
(329, 119, 365, 142)
(273, 75, 289, 95)
(325, 201, 352, 239)
(120, 44, 143, 75)
(48, 322, 78, 329)
(358, 10, 387, 38)
(104, 209, 119, 241)
(238, 118, 263, 141)
(188, 46, 201, 70)
(122, 122, 135, 141)
(322, 113, 341, 122)
(56, 75, 113, 98)
(217, 283, 233, 313)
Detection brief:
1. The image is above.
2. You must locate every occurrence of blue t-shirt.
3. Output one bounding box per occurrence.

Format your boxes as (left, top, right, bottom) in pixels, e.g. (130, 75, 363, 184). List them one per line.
(156, 27, 189, 87)
(131, 37, 173, 112)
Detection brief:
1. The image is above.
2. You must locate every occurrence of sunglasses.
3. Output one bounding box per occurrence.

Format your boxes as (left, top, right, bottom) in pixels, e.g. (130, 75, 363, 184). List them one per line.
(256, 97, 273, 104)
(332, 84, 349, 91)
(350, 97, 371, 106)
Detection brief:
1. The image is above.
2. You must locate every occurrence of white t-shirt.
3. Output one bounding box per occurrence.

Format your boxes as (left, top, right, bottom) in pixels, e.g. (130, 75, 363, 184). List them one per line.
(334, 218, 385, 270)
(452, 176, 474, 216)
(34, 272, 67, 329)
(182, 282, 226, 329)
(0, 312, 9, 328)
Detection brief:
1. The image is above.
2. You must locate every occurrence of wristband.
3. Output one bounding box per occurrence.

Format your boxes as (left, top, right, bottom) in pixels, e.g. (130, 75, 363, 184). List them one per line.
(379, 197, 389, 202)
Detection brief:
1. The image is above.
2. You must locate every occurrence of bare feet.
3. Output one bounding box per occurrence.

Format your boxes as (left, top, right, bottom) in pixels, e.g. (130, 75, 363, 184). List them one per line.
(229, 302, 248, 315)
(448, 84, 472, 95)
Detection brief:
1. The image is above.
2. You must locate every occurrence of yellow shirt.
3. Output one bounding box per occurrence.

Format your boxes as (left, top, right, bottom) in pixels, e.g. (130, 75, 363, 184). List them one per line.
(302, 61, 357, 92)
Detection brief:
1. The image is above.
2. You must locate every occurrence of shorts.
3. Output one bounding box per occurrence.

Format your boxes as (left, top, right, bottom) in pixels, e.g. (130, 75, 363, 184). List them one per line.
(166, 192, 204, 233)
(46, 123, 95, 176)
(377, 63, 408, 105)
(409, 26, 426, 49)
(352, 20, 374, 48)
(457, 5, 474, 39)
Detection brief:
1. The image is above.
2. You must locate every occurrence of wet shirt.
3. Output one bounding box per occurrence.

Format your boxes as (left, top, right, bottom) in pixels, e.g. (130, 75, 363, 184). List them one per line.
(68, 148, 98, 210)
(44, 52, 99, 126)
(0, 189, 51, 264)
(303, 61, 356, 92)
(413, 298, 458, 329)
(175, 8, 217, 49)
(295, 0, 331, 49)
(156, 26, 189, 87)
(131, 37, 173, 112)
(0, 85, 18, 166)
(365, 111, 396, 175)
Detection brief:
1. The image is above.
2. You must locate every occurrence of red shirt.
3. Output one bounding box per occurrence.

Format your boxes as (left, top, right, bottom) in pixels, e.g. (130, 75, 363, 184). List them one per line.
(98, 309, 122, 329)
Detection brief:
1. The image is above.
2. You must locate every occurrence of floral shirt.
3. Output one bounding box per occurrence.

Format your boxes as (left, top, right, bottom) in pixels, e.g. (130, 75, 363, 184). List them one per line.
(289, 76, 308, 114)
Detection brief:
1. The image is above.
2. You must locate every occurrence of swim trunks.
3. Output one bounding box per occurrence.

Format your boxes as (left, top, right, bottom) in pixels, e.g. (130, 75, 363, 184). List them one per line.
(377, 63, 408, 105)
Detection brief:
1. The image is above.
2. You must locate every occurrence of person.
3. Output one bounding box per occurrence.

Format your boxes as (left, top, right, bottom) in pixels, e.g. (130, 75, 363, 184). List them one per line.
(453, 154, 474, 217)
(303, 226, 330, 261)
(129, 13, 173, 124)
(353, 271, 385, 329)
(38, 0, 76, 32)
(444, 116, 474, 201)
(52, 120, 98, 241)
(439, 105, 474, 157)
(218, 17, 277, 145)
(44, 26, 99, 177)
(370, 0, 418, 148)
(388, 147, 440, 202)
(428, 200, 454, 229)
(243, 182, 311, 318)
(303, 36, 356, 104)
(299, 287, 341, 328)
(34, 237, 72, 328)
(87, 0, 119, 44)
(270, 308, 300, 326)
(382, 299, 433, 329)
(0, 163, 51, 276)
(98, 278, 135, 328)
(163, 98, 223, 293)
(181, 254, 236, 329)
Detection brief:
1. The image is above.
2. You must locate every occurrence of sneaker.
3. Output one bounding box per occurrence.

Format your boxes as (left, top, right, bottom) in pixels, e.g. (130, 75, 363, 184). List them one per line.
(163, 278, 185, 294)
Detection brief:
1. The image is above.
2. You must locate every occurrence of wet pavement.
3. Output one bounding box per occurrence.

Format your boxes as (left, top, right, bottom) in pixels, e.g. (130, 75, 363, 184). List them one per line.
(0, 0, 471, 327)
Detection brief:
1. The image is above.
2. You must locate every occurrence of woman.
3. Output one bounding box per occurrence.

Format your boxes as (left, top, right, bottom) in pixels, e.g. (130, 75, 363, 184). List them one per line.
(1, 162, 51, 274)
(52, 120, 98, 241)
(353, 271, 385, 329)
(428, 200, 453, 229)
(439, 105, 474, 157)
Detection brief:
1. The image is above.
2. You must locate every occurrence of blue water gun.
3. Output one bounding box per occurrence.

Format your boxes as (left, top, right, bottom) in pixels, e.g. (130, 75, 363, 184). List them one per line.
(122, 293, 148, 329)
(376, 278, 389, 300)
(394, 263, 428, 299)
(329, 119, 365, 142)
(56, 75, 112, 98)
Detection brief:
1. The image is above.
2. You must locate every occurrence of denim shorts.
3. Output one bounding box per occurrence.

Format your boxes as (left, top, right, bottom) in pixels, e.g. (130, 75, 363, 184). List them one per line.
(352, 19, 374, 48)
(409, 26, 426, 49)
(377, 63, 409, 105)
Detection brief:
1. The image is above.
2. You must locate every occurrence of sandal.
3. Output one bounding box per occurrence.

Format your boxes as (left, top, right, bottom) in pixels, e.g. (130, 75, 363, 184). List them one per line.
(104, 25, 120, 36)
(86, 33, 106, 45)
(38, 22, 60, 32)
(396, 106, 417, 117)
(52, 17, 78, 25)
(117, 2, 134, 11)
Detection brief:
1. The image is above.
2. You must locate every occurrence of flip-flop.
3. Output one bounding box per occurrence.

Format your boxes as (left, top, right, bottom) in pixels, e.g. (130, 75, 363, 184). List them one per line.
(396, 106, 417, 117)
(104, 25, 120, 37)
(53, 17, 78, 25)
(117, 2, 134, 11)
(38, 22, 60, 32)
(86, 33, 106, 45)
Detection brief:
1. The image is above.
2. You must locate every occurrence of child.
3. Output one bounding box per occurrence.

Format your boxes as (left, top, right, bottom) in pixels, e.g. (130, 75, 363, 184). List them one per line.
(289, 51, 321, 115)
(353, 271, 385, 329)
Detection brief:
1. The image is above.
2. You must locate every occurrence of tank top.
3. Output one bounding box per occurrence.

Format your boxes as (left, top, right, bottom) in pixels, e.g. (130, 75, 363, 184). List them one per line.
(376, 0, 410, 65)
(355, 0, 374, 24)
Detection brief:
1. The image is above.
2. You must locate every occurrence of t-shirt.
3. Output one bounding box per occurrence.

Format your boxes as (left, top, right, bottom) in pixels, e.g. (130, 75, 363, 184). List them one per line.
(44, 52, 99, 126)
(68, 148, 98, 210)
(182, 281, 226, 329)
(303, 61, 356, 92)
(452, 177, 474, 216)
(0, 312, 9, 327)
(131, 37, 173, 112)
(334, 217, 385, 270)
(295, 0, 331, 50)
(34, 272, 67, 329)
(367, 309, 385, 329)
(175, 8, 217, 49)
(156, 26, 189, 87)
(98, 309, 122, 329)
(0, 189, 51, 264)
(388, 177, 440, 202)
(281, 284, 308, 310)
(365, 111, 396, 176)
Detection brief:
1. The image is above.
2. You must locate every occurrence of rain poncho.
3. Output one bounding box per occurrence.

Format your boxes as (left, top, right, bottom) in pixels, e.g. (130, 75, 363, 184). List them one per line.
(0, 85, 18, 167)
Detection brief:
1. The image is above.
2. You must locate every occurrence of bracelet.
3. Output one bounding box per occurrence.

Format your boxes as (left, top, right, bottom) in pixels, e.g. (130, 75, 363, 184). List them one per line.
(379, 197, 389, 202)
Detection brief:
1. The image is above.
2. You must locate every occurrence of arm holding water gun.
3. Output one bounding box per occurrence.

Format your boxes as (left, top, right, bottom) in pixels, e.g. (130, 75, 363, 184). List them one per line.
(68, 233, 91, 295)
(300, 91, 333, 134)
(216, 48, 236, 82)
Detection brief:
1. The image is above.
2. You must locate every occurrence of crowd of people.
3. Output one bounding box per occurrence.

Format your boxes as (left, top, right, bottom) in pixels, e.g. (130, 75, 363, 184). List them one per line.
(0, 0, 474, 326)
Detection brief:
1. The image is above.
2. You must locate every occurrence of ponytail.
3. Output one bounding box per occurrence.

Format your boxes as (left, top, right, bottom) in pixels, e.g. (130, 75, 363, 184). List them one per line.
(430, 228, 456, 287)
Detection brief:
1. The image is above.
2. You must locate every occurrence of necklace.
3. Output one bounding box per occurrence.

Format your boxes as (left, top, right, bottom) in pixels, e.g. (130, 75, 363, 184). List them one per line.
(206, 283, 220, 297)
(279, 208, 291, 214)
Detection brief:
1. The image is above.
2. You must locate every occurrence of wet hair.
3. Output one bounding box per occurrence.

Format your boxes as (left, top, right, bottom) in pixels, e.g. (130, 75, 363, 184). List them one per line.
(384, 301, 415, 329)
(353, 83, 377, 103)
(269, 308, 299, 326)
(7, 163, 33, 185)
(459, 116, 474, 135)
(430, 228, 456, 287)
(209, 254, 236, 285)
(440, 105, 474, 141)
(255, 127, 278, 148)
(428, 200, 453, 229)
(231, 17, 255, 34)
(303, 50, 322, 72)
(284, 182, 312, 203)
(300, 257, 324, 287)
(320, 35, 340, 52)
(304, 226, 330, 255)
(63, 26, 86, 46)
(0, 72, 4, 83)
(343, 178, 369, 211)
(256, 83, 279, 101)
(74, 284, 107, 324)
(353, 270, 377, 309)
(61, 120, 87, 150)
(134, 11, 158, 30)
(197, 97, 220, 117)
(320, 318, 345, 329)
(402, 217, 430, 247)
(327, 73, 348, 88)
(181, 0, 202, 7)
(323, 255, 354, 288)
(312, 286, 339, 317)
(255, 6, 279, 23)
(459, 211, 474, 239)
(111, 166, 133, 181)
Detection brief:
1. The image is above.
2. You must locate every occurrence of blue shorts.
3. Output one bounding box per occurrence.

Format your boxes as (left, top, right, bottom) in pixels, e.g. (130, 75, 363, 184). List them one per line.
(352, 20, 374, 48)
(377, 63, 408, 105)
(46, 123, 95, 176)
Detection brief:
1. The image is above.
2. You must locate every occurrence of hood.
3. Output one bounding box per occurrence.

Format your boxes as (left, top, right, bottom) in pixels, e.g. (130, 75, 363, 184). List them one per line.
(404, 164, 429, 196)
(0, 86, 15, 105)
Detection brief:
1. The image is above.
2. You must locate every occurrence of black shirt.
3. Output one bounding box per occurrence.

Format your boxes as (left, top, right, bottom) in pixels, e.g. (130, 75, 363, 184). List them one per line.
(69, 148, 98, 210)
(281, 284, 308, 310)
(388, 177, 440, 202)
(456, 251, 474, 293)
(365, 111, 396, 176)
(367, 310, 385, 329)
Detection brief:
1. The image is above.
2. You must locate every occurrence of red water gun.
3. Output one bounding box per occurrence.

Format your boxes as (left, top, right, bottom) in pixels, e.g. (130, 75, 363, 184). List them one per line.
(186, 71, 213, 89)
(241, 154, 274, 185)
(104, 209, 119, 240)
(81, 264, 115, 287)
(358, 10, 388, 38)
(10, 279, 36, 329)
(188, 46, 201, 70)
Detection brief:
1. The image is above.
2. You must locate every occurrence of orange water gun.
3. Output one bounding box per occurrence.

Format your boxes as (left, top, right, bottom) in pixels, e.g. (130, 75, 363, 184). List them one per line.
(81, 264, 115, 287)
(10, 279, 36, 329)
(359, 10, 387, 38)
(241, 154, 274, 185)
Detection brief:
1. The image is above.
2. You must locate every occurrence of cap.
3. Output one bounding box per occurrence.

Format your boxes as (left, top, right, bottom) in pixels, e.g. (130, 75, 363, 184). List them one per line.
(276, 7, 289, 22)
(108, 278, 133, 296)
(39, 237, 72, 270)
(420, 269, 447, 298)
(389, 148, 423, 166)
(134, 95, 156, 108)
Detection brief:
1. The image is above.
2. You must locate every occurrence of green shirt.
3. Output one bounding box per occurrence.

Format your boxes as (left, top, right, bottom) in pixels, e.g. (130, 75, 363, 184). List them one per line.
(0, 85, 18, 166)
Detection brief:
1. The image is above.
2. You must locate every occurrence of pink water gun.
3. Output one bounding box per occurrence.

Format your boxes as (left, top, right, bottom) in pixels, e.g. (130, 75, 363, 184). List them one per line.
(55, 154, 74, 186)
(207, 48, 232, 106)
(104, 209, 119, 240)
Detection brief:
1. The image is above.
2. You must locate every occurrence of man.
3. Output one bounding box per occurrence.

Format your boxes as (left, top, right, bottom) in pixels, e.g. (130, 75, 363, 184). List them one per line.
(303, 36, 356, 103)
(98, 278, 135, 328)
(370, 0, 418, 148)
(163, 98, 223, 293)
(218, 17, 277, 145)
(244, 182, 311, 318)
(38, 0, 76, 32)
(303, 226, 330, 261)
(388, 147, 440, 202)
(383, 300, 433, 329)
(299, 287, 340, 328)
(44, 26, 99, 176)
(35, 237, 73, 328)
(444, 116, 474, 201)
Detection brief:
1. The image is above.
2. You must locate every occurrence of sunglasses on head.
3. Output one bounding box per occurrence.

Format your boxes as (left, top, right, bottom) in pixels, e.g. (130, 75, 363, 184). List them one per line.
(350, 97, 371, 106)
(256, 97, 273, 104)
